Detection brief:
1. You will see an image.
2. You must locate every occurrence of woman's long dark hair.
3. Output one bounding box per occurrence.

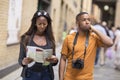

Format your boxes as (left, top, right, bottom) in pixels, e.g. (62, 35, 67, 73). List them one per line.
(20, 10, 56, 54)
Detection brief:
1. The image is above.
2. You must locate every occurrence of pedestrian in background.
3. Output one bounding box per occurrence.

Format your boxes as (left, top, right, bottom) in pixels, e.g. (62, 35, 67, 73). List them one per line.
(105, 26, 115, 60)
(59, 12, 113, 80)
(18, 10, 58, 80)
(99, 21, 110, 66)
(93, 19, 107, 65)
(114, 27, 120, 70)
(69, 26, 77, 34)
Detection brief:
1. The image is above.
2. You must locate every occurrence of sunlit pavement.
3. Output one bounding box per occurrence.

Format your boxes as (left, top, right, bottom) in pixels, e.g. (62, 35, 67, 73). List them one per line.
(94, 58, 120, 80)
(1, 44, 120, 80)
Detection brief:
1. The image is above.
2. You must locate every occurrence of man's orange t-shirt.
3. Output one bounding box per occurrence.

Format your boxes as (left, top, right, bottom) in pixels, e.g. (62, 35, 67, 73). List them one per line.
(61, 32, 105, 80)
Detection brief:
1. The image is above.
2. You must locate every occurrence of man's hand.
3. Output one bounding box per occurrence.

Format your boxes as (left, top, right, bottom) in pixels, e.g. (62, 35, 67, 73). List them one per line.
(89, 25, 95, 32)
(89, 25, 113, 47)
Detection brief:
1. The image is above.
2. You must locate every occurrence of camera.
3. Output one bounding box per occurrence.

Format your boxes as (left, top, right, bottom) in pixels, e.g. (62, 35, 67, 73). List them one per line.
(72, 58, 84, 69)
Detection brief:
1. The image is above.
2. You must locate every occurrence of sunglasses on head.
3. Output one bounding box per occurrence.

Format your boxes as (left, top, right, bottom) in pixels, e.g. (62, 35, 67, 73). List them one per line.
(37, 11, 47, 16)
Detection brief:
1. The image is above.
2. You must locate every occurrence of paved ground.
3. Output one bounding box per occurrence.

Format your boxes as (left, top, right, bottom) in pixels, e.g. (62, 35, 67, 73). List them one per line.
(1, 45, 120, 80)
(94, 66, 120, 80)
(94, 58, 120, 80)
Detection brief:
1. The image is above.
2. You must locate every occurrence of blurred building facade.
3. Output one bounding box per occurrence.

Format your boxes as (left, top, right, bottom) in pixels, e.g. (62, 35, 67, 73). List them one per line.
(2, 0, 120, 74)
(0, 0, 38, 72)
(92, 0, 120, 28)
(51, 0, 92, 42)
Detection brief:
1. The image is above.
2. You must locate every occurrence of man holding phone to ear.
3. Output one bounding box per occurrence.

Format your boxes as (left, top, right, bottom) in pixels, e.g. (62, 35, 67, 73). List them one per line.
(59, 12, 113, 80)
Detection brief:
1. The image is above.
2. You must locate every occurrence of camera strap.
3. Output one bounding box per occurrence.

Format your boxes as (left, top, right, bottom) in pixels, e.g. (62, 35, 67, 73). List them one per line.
(72, 31, 89, 60)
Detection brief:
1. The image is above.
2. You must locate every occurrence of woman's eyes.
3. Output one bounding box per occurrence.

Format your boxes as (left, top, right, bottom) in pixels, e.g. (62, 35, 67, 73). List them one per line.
(38, 23, 47, 26)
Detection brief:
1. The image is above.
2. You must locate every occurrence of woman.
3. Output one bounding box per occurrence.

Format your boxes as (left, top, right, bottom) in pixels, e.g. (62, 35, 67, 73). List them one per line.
(18, 10, 58, 80)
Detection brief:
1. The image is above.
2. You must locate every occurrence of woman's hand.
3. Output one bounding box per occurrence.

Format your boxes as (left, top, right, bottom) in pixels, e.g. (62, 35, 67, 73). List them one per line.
(46, 55, 58, 63)
(22, 57, 34, 65)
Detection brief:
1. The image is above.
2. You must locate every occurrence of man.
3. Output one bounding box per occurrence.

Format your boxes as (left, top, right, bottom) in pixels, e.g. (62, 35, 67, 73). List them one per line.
(59, 12, 113, 80)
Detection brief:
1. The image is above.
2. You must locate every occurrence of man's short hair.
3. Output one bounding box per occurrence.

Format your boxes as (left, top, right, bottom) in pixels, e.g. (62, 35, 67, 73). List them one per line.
(76, 12, 88, 21)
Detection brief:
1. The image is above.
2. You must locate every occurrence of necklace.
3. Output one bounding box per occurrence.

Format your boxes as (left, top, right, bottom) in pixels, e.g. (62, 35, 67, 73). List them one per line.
(33, 35, 46, 46)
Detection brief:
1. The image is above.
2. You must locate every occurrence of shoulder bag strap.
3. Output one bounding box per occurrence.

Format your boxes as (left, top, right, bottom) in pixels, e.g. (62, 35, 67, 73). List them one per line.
(72, 32, 89, 60)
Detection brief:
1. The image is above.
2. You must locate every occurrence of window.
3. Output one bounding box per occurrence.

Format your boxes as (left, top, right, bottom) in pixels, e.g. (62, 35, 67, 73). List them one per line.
(7, 0, 22, 45)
